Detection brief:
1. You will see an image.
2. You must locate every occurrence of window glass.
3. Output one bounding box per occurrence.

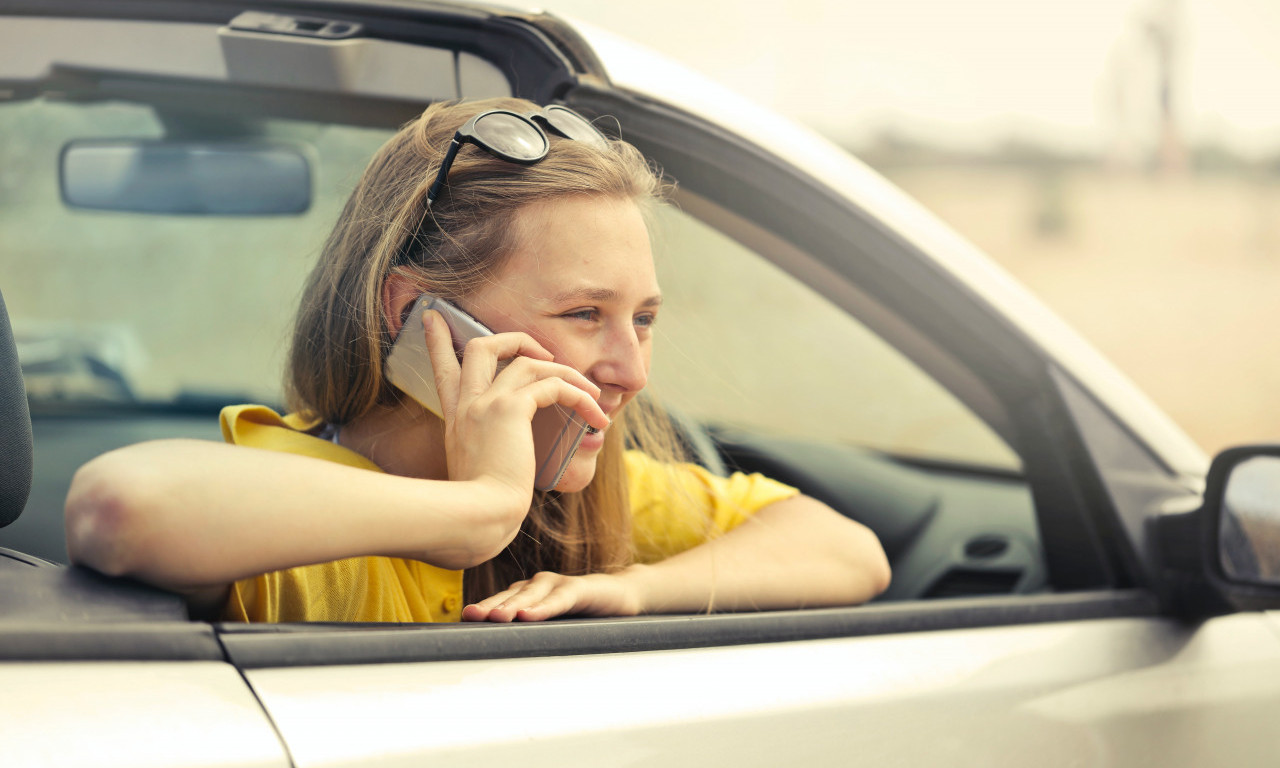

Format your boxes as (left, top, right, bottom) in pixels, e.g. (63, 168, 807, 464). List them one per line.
(647, 204, 1021, 471)
(3, 97, 1016, 471)
(1, 99, 391, 405)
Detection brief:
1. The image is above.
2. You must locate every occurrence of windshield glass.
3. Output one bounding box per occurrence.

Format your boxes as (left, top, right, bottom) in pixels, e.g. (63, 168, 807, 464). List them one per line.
(1, 98, 391, 407)
(5, 95, 1016, 471)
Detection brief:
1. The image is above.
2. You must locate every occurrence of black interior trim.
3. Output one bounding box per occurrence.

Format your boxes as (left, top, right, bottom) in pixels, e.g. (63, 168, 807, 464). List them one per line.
(0, 565, 190, 622)
(0, 622, 224, 661)
(218, 590, 1160, 669)
(711, 428, 940, 561)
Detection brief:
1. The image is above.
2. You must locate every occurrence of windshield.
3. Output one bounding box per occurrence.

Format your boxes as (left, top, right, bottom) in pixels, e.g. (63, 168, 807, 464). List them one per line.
(4, 94, 1016, 471)
(1, 98, 391, 408)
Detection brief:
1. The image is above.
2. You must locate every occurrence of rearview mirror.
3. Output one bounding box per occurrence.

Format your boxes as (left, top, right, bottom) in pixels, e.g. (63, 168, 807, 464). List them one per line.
(60, 140, 311, 215)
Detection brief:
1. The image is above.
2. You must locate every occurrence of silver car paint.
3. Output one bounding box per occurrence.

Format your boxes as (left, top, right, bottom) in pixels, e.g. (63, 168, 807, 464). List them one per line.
(246, 614, 1280, 767)
(2, 661, 290, 768)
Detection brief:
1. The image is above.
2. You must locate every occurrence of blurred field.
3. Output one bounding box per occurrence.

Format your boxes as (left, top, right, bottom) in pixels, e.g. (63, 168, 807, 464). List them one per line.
(879, 165, 1280, 457)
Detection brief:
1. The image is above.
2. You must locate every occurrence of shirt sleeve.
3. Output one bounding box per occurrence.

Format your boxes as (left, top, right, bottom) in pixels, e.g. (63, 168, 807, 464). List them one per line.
(626, 450, 800, 564)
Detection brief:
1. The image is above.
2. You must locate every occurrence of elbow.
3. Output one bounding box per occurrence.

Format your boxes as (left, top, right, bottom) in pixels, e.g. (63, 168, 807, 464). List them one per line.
(865, 539, 892, 599)
(65, 451, 155, 577)
(847, 522, 892, 604)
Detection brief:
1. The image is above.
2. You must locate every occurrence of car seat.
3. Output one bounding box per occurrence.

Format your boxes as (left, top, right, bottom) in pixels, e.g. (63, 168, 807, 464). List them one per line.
(0, 287, 44, 568)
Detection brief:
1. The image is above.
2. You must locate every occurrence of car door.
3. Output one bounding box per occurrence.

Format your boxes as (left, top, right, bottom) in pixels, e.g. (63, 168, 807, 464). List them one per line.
(213, 31, 1277, 762)
(223, 610, 1280, 767)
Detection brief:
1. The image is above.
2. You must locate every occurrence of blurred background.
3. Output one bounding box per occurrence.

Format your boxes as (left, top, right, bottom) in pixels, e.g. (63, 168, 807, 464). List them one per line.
(546, 0, 1280, 457)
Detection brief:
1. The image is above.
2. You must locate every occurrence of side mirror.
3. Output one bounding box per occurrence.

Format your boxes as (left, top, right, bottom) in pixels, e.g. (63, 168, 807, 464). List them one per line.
(1151, 445, 1280, 615)
(1217, 452, 1280, 586)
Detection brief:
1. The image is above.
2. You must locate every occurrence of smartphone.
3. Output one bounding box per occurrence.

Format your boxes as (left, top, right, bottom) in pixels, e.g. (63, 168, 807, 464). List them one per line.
(384, 294, 591, 491)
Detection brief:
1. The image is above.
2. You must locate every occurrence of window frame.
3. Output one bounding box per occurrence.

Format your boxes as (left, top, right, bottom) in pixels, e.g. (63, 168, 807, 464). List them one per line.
(0, 3, 1178, 671)
(566, 84, 1140, 592)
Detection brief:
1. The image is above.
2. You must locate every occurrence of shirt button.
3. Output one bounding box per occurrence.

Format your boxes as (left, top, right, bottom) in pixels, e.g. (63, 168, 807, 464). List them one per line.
(441, 595, 461, 614)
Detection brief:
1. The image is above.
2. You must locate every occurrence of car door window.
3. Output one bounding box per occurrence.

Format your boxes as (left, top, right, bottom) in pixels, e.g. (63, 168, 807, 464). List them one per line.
(648, 200, 1021, 473)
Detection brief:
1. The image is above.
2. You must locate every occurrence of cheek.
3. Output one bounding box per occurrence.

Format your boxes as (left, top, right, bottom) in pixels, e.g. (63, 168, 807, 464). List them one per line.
(554, 451, 598, 493)
(538, 335, 590, 374)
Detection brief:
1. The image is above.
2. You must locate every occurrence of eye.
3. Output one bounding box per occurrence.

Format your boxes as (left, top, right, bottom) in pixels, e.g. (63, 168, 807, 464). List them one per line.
(562, 308, 598, 322)
(634, 312, 657, 329)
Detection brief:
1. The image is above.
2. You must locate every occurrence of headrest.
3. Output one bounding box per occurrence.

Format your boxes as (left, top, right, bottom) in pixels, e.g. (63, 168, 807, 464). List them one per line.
(0, 288, 33, 527)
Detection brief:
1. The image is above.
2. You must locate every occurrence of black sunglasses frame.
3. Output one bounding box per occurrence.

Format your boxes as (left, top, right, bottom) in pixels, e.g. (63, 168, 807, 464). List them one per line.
(424, 105, 609, 208)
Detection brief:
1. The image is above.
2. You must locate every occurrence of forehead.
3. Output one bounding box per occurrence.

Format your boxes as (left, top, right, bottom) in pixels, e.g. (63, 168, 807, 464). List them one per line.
(497, 196, 658, 296)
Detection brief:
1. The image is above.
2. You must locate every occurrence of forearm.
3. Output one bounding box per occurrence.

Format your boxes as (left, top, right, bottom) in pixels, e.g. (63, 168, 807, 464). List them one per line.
(622, 495, 890, 614)
(65, 439, 520, 591)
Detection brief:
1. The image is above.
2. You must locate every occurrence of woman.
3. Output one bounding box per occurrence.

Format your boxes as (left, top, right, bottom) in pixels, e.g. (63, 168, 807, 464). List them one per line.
(65, 98, 889, 622)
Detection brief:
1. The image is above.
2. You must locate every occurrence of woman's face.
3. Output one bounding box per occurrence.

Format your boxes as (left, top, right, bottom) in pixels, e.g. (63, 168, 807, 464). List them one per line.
(463, 195, 660, 492)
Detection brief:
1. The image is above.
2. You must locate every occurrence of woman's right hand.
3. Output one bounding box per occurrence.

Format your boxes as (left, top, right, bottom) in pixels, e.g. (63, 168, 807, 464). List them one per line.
(420, 308, 609, 515)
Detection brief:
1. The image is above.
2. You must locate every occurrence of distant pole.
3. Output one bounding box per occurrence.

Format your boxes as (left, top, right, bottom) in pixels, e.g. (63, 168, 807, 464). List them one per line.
(1146, 0, 1186, 173)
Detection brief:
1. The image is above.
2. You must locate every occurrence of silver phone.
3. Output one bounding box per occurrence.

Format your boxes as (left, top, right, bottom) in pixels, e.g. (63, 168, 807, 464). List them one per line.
(384, 294, 590, 491)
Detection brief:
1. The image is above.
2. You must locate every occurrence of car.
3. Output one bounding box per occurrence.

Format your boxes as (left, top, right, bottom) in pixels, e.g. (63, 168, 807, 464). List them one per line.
(2, 1, 1279, 765)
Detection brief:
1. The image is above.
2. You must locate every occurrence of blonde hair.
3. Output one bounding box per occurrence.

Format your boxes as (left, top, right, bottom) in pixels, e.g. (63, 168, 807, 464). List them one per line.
(285, 98, 686, 602)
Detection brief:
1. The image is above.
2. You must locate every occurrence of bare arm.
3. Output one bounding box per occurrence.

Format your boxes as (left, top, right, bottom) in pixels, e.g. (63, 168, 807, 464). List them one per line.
(66, 311, 610, 608)
(463, 494, 890, 621)
(65, 439, 527, 596)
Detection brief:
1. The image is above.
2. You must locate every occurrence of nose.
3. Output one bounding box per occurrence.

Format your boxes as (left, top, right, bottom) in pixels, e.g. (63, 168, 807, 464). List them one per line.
(588, 323, 649, 397)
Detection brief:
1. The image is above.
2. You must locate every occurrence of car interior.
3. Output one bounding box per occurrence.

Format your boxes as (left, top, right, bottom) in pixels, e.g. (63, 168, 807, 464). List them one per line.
(0, 8, 1066, 637)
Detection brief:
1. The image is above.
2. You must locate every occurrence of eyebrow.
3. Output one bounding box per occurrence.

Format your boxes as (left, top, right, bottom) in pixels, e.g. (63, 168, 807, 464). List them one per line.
(551, 287, 663, 307)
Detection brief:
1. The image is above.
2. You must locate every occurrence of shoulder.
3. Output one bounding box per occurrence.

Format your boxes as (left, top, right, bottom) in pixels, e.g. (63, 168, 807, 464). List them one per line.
(219, 404, 380, 471)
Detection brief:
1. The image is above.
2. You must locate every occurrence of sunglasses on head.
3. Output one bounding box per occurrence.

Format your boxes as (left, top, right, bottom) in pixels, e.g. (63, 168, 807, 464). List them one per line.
(425, 105, 610, 207)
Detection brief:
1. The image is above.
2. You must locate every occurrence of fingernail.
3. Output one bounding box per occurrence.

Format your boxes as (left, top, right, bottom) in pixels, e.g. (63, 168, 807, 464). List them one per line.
(422, 311, 434, 330)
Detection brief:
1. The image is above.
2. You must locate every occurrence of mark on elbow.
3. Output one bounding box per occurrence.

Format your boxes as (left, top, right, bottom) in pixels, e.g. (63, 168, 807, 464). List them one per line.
(65, 459, 143, 576)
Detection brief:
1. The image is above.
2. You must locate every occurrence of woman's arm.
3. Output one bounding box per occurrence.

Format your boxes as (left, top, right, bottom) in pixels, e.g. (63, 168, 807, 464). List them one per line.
(66, 312, 610, 604)
(65, 439, 529, 594)
(462, 494, 890, 621)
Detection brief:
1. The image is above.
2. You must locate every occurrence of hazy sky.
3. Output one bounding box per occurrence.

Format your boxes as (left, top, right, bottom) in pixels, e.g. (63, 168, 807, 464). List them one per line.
(541, 0, 1280, 154)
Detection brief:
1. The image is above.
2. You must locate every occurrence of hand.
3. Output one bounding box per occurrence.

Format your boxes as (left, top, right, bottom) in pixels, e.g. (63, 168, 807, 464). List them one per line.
(421, 309, 608, 503)
(461, 569, 645, 622)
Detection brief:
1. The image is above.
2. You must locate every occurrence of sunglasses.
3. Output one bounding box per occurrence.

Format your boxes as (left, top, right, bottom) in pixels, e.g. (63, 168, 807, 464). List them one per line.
(425, 105, 610, 207)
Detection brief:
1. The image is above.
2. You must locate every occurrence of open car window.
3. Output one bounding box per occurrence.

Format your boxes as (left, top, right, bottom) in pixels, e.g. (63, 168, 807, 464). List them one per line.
(5, 86, 1044, 603)
(648, 200, 1021, 473)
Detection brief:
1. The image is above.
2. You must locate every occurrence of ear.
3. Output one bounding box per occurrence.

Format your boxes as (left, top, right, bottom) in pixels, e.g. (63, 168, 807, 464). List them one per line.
(381, 273, 428, 338)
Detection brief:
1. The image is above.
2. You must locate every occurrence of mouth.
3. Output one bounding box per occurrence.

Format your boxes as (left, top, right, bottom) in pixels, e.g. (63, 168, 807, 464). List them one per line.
(581, 400, 624, 444)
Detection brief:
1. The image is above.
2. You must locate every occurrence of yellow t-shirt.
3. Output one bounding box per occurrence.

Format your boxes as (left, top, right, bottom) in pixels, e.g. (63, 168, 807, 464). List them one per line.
(219, 404, 798, 623)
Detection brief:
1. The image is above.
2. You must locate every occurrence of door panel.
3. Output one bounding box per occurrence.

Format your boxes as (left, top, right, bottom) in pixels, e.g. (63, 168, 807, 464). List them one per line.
(3, 661, 290, 768)
(245, 614, 1280, 767)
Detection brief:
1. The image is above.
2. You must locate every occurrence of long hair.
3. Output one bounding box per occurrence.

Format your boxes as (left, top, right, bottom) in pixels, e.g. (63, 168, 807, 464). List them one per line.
(285, 98, 685, 602)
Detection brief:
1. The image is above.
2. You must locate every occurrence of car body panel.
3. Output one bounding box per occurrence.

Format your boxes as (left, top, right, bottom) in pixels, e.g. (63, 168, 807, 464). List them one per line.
(244, 613, 1280, 766)
(3, 661, 290, 768)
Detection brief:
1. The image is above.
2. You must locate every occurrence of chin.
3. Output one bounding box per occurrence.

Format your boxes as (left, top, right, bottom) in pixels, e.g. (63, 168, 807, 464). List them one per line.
(552, 451, 599, 493)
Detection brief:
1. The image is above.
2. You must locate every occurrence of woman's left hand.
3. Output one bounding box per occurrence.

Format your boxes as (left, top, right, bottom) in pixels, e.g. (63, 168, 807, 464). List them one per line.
(462, 569, 645, 622)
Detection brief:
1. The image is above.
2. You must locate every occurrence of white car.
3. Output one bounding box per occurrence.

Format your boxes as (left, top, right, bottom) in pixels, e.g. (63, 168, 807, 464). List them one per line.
(2, 1, 1279, 766)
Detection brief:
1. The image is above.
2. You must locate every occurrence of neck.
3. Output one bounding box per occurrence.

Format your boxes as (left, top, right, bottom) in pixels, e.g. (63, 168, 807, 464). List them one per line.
(338, 401, 448, 480)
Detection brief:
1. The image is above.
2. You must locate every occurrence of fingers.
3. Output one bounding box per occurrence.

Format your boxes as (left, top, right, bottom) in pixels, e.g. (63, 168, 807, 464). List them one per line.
(421, 310, 461, 418)
(424, 313, 590, 422)
(460, 571, 636, 623)
(459, 351, 608, 432)
(508, 376, 610, 432)
(457, 335, 595, 401)
(462, 572, 578, 623)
